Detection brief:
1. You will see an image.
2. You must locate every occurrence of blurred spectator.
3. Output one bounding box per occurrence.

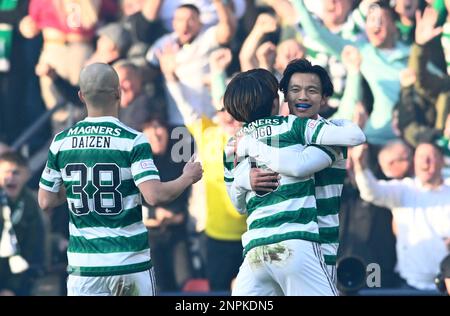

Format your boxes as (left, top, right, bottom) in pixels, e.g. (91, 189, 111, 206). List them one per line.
(139, 112, 194, 293)
(159, 47, 247, 291)
(265, 0, 366, 118)
(84, 22, 132, 65)
(396, 7, 450, 165)
(352, 142, 450, 290)
(146, 2, 236, 126)
(112, 60, 167, 129)
(0, 152, 47, 295)
(378, 140, 413, 179)
(394, 0, 420, 45)
(0, 0, 50, 153)
(293, 0, 409, 146)
(19, 0, 100, 122)
(158, 0, 246, 32)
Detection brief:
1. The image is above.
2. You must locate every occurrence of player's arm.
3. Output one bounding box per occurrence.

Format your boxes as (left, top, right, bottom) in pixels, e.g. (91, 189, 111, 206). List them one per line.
(299, 118, 366, 146)
(138, 158, 203, 206)
(250, 144, 334, 178)
(226, 158, 254, 214)
(38, 187, 66, 211)
(38, 146, 66, 211)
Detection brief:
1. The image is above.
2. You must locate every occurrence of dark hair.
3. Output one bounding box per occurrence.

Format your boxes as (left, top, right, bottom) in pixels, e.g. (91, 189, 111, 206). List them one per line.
(177, 4, 200, 16)
(367, 1, 397, 22)
(0, 151, 28, 168)
(223, 68, 279, 123)
(416, 141, 445, 157)
(279, 58, 334, 98)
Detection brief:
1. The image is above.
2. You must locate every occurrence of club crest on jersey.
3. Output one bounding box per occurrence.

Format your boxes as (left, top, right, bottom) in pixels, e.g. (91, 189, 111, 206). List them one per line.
(308, 120, 318, 129)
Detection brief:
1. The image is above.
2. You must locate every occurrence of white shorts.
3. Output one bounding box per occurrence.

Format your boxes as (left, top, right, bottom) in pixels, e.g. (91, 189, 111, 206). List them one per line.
(67, 268, 156, 296)
(232, 239, 337, 296)
(327, 264, 337, 287)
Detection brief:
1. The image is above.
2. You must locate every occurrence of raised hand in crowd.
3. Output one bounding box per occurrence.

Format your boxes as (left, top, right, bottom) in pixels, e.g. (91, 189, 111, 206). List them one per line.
(341, 45, 362, 75)
(156, 43, 179, 82)
(399, 68, 417, 87)
(209, 47, 233, 73)
(35, 63, 57, 80)
(415, 6, 443, 45)
(239, 12, 278, 71)
(350, 143, 370, 172)
(256, 41, 277, 71)
(18, 15, 39, 39)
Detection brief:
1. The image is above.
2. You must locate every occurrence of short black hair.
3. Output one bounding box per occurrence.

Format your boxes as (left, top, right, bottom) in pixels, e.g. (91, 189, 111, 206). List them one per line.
(0, 151, 28, 168)
(223, 68, 279, 123)
(177, 4, 200, 16)
(279, 58, 334, 98)
(367, 1, 397, 22)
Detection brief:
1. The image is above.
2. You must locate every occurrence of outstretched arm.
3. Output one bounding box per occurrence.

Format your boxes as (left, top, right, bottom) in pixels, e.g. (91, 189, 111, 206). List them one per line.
(243, 143, 334, 178)
(309, 119, 366, 146)
(292, 0, 350, 58)
(139, 158, 203, 206)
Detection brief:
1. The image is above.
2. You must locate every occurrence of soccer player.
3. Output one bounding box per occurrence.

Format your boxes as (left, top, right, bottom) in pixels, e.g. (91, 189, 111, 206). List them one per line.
(38, 63, 203, 296)
(227, 59, 351, 286)
(223, 66, 365, 295)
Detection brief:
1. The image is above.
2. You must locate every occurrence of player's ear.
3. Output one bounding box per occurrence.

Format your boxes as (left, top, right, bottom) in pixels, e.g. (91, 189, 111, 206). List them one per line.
(78, 91, 85, 104)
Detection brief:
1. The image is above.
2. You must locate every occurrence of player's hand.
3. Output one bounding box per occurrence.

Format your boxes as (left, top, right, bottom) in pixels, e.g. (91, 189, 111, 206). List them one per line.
(250, 168, 280, 192)
(183, 154, 203, 184)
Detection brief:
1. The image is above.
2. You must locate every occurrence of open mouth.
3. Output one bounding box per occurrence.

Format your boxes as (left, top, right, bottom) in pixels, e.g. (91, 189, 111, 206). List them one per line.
(295, 103, 312, 109)
(4, 183, 18, 191)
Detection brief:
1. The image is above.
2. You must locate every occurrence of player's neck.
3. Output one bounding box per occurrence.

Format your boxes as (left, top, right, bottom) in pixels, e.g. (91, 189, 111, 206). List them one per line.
(87, 104, 119, 118)
(87, 109, 118, 118)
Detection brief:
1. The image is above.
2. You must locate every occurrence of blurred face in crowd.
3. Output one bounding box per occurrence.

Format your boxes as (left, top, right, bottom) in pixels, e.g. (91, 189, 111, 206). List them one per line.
(322, 0, 353, 27)
(142, 120, 169, 156)
(378, 142, 412, 179)
(285, 73, 327, 119)
(275, 39, 306, 74)
(114, 66, 142, 107)
(395, 0, 419, 21)
(414, 143, 444, 187)
(97, 35, 118, 56)
(216, 109, 242, 136)
(173, 7, 202, 45)
(366, 6, 397, 48)
(0, 161, 28, 202)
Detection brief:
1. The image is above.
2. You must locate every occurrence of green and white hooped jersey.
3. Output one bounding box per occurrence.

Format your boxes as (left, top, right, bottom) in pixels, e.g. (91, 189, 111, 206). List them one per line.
(315, 118, 347, 266)
(232, 115, 335, 256)
(40, 117, 159, 276)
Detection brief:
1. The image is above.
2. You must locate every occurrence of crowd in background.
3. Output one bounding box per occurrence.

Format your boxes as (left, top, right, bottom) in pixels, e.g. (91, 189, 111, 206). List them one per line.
(0, 0, 450, 295)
